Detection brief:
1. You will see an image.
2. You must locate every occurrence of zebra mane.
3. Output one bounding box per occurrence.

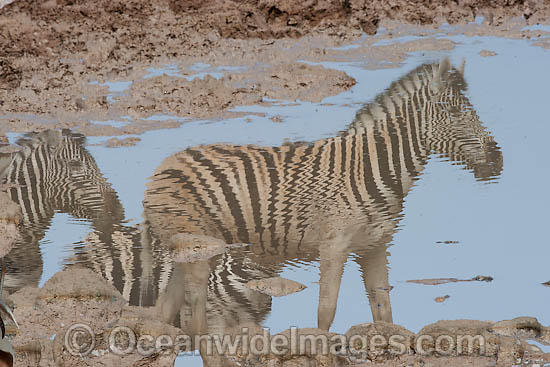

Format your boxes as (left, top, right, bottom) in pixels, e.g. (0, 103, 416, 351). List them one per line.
(15, 129, 85, 149)
(347, 58, 468, 135)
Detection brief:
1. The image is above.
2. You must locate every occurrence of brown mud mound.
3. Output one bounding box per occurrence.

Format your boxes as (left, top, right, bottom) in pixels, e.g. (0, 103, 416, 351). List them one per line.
(1, 0, 549, 91)
(169, 0, 550, 38)
(0, 192, 22, 258)
(9, 267, 179, 366)
(104, 136, 141, 148)
(246, 277, 307, 297)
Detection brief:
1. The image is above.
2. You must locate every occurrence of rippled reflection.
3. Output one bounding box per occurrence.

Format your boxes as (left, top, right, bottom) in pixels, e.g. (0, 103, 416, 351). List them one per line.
(0, 130, 168, 305)
(143, 58, 503, 353)
(0, 59, 503, 363)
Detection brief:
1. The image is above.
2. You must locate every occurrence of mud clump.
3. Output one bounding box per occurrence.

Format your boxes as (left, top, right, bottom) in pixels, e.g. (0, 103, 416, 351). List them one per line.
(345, 322, 415, 359)
(246, 277, 306, 297)
(490, 317, 550, 342)
(407, 275, 493, 285)
(416, 319, 549, 365)
(105, 136, 141, 148)
(238, 63, 356, 103)
(9, 266, 180, 366)
(534, 39, 550, 49)
(480, 49, 498, 57)
(120, 63, 355, 119)
(0, 192, 22, 258)
(170, 233, 249, 262)
(434, 295, 450, 303)
(264, 327, 348, 366)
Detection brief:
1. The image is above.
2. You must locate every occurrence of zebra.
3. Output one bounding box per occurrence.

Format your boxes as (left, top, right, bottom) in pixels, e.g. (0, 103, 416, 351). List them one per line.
(0, 58, 503, 351)
(0, 130, 170, 305)
(143, 58, 503, 339)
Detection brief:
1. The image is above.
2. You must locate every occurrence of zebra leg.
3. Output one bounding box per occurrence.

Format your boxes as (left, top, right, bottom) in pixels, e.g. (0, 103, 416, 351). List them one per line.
(0, 258, 4, 296)
(354, 245, 393, 323)
(137, 222, 155, 306)
(156, 261, 210, 337)
(156, 263, 187, 325)
(317, 235, 349, 331)
(181, 261, 209, 339)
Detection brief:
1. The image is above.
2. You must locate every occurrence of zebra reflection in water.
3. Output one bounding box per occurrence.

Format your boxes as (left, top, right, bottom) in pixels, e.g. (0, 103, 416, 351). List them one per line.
(0, 130, 169, 304)
(0, 58, 503, 359)
(143, 58, 503, 345)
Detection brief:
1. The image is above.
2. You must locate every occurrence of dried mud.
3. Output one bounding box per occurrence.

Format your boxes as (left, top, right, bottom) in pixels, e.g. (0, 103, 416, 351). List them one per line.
(1, 0, 550, 137)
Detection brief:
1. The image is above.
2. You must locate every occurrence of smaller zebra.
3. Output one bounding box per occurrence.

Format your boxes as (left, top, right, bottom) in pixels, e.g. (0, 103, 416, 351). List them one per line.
(0, 130, 170, 304)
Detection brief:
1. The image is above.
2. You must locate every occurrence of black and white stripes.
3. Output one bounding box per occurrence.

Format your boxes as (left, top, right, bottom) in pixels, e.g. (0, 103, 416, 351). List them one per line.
(144, 59, 503, 330)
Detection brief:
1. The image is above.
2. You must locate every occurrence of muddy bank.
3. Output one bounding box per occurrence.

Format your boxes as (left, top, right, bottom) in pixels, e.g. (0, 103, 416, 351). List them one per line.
(0, 192, 22, 258)
(1, 0, 550, 137)
(9, 267, 178, 366)
(7, 267, 550, 366)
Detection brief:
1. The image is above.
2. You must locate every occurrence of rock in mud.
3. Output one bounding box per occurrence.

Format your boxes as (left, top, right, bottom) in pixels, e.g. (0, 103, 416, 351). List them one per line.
(489, 317, 550, 343)
(434, 295, 450, 303)
(0, 192, 22, 258)
(10, 266, 126, 355)
(436, 240, 459, 245)
(345, 322, 415, 359)
(171, 233, 248, 262)
(264, 327, 348, 366)
(417, 320, 495, 356)
(246, 277, 306, 297)
(105, 136, 141, 148)
(407, 275, 493, 285)
(0, 192, 22, 224)
(40, 266, 124, 301)
(9, 267, 183, 366)
(471, 275, 493, 282)
(480, 49, 498, 57)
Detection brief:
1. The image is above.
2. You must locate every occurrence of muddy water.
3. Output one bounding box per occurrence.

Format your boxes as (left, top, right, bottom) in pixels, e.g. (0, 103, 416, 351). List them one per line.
(1, 35, 550, 365)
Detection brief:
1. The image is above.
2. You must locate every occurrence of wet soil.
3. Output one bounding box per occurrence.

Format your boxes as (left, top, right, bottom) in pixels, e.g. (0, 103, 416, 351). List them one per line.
(7, 268, 550, 367)
(1, 0, 550, 136)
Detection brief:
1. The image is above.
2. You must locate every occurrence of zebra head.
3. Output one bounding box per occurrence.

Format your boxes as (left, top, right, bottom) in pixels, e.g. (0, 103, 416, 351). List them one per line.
(426, 58, 503, 181)
(1, 129, 128, 292)
(351, 58, 503, 183)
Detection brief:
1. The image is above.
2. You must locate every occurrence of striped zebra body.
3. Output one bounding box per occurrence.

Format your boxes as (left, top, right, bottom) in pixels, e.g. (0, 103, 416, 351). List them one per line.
(144, 59, 502, 334)
(0, 130, 170, 304)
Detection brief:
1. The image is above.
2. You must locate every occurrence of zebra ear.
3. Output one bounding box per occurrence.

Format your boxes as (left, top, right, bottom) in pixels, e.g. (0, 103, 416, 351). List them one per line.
(438, 57, 451, 77)
(458, 59, 466, 76)
(431, 57, 451, 93)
